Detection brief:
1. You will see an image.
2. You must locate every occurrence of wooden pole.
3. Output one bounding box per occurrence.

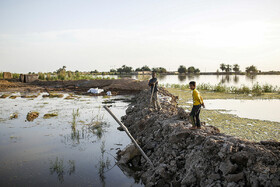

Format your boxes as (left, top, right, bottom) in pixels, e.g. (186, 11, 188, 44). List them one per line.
(103, 105, 154, 168)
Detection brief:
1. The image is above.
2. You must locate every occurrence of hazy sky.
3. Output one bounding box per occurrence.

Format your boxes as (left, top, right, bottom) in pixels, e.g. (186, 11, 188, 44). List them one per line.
(1, 0, 280, 73)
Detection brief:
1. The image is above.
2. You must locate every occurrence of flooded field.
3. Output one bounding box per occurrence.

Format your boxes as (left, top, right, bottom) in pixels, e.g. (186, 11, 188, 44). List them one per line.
(205, 99, 280, 122)
(167, 88, 280, 142)
(0, 92, 142, 186)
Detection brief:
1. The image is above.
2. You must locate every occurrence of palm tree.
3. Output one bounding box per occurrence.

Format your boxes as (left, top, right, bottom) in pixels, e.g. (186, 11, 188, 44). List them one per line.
(220, 63, 226, 72)
(233, 64, 240, 73)
(225, 64, 232, 73)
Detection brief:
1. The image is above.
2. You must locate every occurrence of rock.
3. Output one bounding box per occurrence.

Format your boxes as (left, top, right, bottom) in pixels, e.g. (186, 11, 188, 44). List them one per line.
(219, 160, 238, 175)
(225, 172, 244, 182)
(117, 143, 141, 164)
(177, 107, 189, 119)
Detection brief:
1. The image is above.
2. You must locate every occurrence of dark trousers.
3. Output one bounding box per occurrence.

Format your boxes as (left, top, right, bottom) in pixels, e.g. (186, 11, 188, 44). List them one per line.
(190, 105, 201, 127)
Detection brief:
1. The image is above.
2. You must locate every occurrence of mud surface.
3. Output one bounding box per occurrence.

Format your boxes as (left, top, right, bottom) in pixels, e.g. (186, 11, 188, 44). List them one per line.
(120, 88, 280, 186)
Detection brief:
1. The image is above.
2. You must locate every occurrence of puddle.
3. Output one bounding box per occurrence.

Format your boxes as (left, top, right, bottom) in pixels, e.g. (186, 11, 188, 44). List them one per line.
(205, 99, 280, 122)
(0, 92, 143, 186)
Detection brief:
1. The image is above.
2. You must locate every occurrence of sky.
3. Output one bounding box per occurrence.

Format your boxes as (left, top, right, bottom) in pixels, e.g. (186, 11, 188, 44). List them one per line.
(0, 0, 280, 73)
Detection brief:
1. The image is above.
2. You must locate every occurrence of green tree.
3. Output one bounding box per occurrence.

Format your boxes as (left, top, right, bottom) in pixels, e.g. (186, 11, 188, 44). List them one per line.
(135, 65, 151, 71)
(57, 66, 67, 80)
(246, 65, 258, 74)
(233, 64, 240, 73)
(187, 66, 196, 74)
(220, 63, 226, 72)
(178, 65, 187, 74)
(110, 69, 117, 72)
(187, 66, 200, 74)
(117, 65, 133, 73)
(152, 67, 167, 73)
(38, 72, 45, 80)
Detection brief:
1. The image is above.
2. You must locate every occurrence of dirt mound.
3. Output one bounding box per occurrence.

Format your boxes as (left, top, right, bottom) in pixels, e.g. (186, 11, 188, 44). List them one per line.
(0, 79, 149, 95)
(119, 88, 280, 186)
(31, 79, 149, 94)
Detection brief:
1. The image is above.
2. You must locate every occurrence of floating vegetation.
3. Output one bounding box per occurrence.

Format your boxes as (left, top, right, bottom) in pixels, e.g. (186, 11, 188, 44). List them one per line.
(97, 141, 111, 186)
(0, 94, 10, 98)
(9, 95, 18, 99)
(64, 95, 75, 100)
(21, 94, 40, 98)
(87, 107, 107, 139)
(71, 109, 80, 130)
(10, 113, 18, 119)
(43, 93, 64, 98)
(26, 111, 39, 121)
(43, 113, 58, 119)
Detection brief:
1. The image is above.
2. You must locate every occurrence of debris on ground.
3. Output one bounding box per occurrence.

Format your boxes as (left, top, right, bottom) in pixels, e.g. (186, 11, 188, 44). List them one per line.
(26, 111, 39, 121)
(87, 87, 104, 94)
(118, 87, 280, 187)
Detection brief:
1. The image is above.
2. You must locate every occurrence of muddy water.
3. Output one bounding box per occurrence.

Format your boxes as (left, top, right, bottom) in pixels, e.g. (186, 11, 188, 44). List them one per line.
(0, 93, 143, 186)
(205, 99, 280, 122)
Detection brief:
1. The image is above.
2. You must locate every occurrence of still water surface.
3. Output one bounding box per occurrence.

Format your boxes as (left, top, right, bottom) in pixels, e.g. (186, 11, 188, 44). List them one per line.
(96, 74, 280, 87)
(205, 99, 280, 122)
(0, 93, 142, 186)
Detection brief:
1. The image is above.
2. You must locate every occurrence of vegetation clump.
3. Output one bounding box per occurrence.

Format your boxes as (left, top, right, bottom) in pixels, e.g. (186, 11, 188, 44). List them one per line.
(0, 94, 10, 98)
(43, 113, 58, 119)
(26, 111, 39, 121)
(10, 113, 18, 119)
(43, 93, 64, 98)
(21, 94, 39, 98)
(9, 95, 18, 99)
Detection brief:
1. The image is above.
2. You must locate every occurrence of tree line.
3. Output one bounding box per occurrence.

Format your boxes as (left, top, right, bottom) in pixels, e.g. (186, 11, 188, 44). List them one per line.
(219, 63, 259, 74)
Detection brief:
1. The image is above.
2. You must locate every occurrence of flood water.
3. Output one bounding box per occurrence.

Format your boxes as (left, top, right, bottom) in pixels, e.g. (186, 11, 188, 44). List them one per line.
(96, 74, 280, 87)
(205, 99, 280, 122)
(0, 93, 143, 186)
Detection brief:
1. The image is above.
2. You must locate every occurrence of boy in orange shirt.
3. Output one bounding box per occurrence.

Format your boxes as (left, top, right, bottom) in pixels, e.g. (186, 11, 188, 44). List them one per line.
(189, 81, 205, 129)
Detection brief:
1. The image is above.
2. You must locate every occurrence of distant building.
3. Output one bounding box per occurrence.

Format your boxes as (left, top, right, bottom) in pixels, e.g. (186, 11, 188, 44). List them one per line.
(3, 72, 12, 79)
(20, 74, 38, 83)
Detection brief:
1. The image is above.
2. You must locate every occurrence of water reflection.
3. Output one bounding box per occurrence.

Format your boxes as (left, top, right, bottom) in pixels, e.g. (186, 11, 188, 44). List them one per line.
(62, 108, 109, 147)
(97, 141, 111, 187)
(220, 75, 231, 84)
(178, 75, 186, 82)
(233, 75, 239, 83)
(49, 157, 76, 183)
